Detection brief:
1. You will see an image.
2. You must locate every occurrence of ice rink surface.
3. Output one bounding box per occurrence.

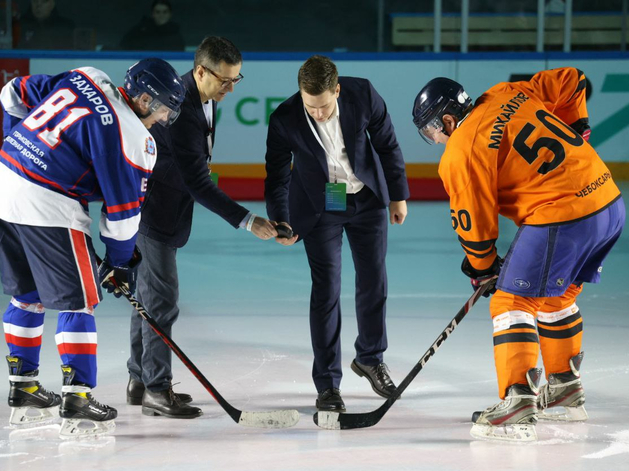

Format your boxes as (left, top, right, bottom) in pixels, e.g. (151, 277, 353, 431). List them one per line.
(0, 196, 627, 471)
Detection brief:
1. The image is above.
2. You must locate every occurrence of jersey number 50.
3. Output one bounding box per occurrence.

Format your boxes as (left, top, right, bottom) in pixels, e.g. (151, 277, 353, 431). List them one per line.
(513, 109, 584, 175)
(23, 89, 91, 149)
(451, 208, 472, 231)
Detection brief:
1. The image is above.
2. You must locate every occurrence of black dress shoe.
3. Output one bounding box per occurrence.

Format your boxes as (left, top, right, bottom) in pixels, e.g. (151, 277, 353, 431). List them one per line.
(351, 360, 397, 398)
(316, 388, 346, 412)
(127, 377, 193, 405)
(141, 387, 203, 419)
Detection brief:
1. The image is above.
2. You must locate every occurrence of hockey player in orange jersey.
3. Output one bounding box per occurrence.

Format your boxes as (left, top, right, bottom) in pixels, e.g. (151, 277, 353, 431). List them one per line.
(412, 68, 625, 442)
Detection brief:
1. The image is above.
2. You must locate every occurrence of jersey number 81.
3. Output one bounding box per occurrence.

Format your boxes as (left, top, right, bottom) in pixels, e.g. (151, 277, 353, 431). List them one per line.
(23, 89, 91, 149)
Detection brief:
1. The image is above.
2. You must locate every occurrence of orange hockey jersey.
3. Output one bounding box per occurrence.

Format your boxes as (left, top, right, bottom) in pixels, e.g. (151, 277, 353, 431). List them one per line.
(438, 68, 621, 272)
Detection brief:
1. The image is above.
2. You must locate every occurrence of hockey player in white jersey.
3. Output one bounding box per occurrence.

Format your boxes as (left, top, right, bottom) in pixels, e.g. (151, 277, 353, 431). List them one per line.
(0, 58, 185, 437)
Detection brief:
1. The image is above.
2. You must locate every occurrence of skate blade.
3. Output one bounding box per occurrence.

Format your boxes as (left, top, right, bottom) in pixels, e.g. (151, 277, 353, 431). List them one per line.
(538, 405, 588, 422)
(470, 423, 537, 442)
(59, 418, 116, 439)
(9, 405, 60, 427)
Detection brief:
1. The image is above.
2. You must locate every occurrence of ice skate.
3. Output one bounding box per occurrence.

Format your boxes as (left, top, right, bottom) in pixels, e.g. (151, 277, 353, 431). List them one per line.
(6, 356, 60, 427)
(538, 352, 588, 422)
(58, 365, 117, 439)
(470, 368, 542, 442)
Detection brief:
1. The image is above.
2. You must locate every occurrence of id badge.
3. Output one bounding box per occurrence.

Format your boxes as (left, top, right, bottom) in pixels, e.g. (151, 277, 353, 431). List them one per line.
(325, 182, 346, 211)
(210, 172, 219, 186)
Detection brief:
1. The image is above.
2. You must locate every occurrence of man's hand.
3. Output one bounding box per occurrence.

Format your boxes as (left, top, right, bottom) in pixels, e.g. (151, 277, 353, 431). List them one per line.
(250, 216, 279, 240)
(98, 248, 142, 298)
(272, 222, 298, 246)
(389, 200, 408, 225)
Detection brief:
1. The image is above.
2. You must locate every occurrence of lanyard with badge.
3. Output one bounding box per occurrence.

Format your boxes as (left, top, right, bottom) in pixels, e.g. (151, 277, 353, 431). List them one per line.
(204, 101, 219, 186)
(304, 105, 346, 211)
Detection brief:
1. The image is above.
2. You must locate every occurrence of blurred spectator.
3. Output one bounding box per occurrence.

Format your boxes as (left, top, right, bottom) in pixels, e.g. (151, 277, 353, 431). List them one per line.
(17, 0, 75, 50)
(120, 0, 185, 51)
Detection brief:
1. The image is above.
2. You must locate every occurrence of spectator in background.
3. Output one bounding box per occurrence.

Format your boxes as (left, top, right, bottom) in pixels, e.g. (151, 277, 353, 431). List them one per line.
(18, 0, 75, 50)
(120, 0, 185, 51)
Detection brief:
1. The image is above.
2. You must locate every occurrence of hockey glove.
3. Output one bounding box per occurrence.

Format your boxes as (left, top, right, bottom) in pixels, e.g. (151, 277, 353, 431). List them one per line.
(98, 247, 142, 298)
(460, 255, 503, 298)
(570, 119, 591, 142)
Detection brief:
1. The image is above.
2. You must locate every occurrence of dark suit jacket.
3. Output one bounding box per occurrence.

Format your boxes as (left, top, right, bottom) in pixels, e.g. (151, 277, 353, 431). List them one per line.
(264, 77, 409, 239)
(139, 70, 249, 248)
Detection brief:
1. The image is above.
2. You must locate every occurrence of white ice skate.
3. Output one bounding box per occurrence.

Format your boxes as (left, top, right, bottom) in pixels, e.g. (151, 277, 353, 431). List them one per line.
(470, 368, 542, 442)
(538, 352, 588, 422)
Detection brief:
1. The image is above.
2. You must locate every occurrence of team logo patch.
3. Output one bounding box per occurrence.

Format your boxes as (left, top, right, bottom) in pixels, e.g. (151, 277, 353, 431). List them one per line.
(144, 137, 156, 156)
(556, 278, 565, 287)
(513, 278, 531, 289)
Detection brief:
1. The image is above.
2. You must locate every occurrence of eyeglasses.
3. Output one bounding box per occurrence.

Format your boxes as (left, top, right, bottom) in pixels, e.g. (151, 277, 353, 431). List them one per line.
(201, 65, 244, 88)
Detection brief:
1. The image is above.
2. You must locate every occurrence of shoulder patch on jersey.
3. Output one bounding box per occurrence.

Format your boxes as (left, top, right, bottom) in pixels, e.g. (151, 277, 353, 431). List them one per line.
(144, 136, 156, 156)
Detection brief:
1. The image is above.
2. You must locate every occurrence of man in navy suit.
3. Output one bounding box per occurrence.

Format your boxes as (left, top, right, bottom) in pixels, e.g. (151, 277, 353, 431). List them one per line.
(265, 55, 409, 411)
(128, 37, 278, 419)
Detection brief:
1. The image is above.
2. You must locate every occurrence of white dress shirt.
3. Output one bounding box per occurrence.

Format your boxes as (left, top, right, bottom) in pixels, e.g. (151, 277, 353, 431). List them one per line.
(203, 99, 252, 229)
(306, 100, 364, 194)
(202, 100, 213, 153)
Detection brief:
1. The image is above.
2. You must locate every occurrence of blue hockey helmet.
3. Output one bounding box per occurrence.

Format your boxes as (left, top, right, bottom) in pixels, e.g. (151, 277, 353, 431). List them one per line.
(412, 77, 472, 144)
(124, 58, 185, 127)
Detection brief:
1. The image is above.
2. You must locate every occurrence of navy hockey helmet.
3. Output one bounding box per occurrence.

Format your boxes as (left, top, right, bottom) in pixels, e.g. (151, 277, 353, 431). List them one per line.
(412, 77, 472, 144)
(124, 58, 185, 127)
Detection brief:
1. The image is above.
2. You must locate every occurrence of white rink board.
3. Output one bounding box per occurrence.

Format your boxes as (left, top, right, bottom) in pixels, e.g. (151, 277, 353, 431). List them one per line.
(28, 57, 629, 164)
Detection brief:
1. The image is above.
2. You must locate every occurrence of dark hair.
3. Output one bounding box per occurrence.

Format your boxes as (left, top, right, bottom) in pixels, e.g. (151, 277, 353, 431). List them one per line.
(152, 0, 172, 12)
(298, 55, 338, 95)
(194, 36, 242, 69)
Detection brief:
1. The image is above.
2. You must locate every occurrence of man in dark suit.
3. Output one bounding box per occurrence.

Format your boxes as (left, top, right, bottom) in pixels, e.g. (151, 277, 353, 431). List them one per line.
(128, 37, 278, 419)
(265, 55, 409, 411)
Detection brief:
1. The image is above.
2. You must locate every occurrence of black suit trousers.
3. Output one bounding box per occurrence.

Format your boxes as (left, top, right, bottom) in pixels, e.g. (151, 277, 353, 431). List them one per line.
(303, 186, 388, 392)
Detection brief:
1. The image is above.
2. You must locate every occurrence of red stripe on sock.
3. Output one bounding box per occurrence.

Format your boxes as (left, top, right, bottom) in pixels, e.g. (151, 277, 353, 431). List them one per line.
(5, 333, 42, 347)
(57, 342, 97, 355)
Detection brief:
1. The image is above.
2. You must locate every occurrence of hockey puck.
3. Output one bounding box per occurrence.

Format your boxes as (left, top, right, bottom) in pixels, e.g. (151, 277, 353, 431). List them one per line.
(276, 224, 293, 239)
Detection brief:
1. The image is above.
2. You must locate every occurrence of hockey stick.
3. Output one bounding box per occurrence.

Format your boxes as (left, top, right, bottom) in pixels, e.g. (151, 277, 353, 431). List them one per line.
(97, 256, 300, 428)
(314, 281, 493, 430)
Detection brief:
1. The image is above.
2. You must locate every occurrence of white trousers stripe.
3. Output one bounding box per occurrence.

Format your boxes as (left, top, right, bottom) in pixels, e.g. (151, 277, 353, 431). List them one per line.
(493, 310, 536, 333)
(537, 303, 580, 323)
